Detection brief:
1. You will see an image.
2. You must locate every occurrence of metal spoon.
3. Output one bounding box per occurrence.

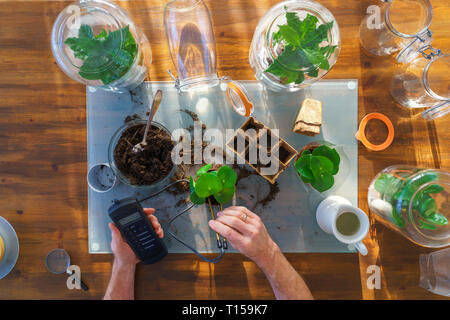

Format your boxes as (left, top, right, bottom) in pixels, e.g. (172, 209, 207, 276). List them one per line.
(132, 90, 163, 153)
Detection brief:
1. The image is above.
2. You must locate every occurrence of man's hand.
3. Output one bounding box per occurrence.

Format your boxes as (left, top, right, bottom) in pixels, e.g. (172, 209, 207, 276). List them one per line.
(208, 206, 279, 268)
(108, 208, 164, 266)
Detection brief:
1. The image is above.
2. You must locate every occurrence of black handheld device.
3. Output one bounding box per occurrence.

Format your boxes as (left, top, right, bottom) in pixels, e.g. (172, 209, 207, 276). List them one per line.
(108, 197, 168, 264)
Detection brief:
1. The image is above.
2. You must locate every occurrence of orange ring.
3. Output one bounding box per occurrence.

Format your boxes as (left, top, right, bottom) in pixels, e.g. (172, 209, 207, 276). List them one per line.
(226, 82, 253, 117)
(355, 113, 394, 151)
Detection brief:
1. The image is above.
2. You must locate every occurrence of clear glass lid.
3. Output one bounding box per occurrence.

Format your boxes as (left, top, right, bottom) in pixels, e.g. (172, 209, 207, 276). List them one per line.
(425, 54, 450, 101)
(164, 0, 219, 91)
(386, 0, 433, 38)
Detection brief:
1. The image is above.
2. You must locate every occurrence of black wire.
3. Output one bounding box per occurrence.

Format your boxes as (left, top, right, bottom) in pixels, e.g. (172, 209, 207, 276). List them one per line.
(137, 179, 225, 263)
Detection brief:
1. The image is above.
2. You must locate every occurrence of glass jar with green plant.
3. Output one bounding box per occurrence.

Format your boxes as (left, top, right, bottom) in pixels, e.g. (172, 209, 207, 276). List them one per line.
(294, 143, 341, 193)
(189, 164, 237, 249)
(249, 0, 340, 92)
(51, 0, 152, 89)
(368, 165, 450, 248)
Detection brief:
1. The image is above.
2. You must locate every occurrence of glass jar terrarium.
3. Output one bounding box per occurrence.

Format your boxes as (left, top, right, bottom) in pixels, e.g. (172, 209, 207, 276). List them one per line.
(368, 165, 450, 248)
(51, 0, 152, 90)
(249, 0, 340, 92)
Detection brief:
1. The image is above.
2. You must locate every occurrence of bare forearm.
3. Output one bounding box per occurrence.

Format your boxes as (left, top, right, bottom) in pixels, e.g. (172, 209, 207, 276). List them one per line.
(104, 260, 136, 300)
(257, 243, 313, 300)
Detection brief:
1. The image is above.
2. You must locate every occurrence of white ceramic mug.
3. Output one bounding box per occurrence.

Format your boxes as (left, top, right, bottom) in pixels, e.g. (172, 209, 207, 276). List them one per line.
(316, 196, 369, 255)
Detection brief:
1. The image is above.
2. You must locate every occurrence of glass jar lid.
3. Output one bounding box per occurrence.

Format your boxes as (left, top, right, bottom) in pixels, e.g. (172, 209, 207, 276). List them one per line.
(424, 54, 450, 100)
(386, 0, 433, 38)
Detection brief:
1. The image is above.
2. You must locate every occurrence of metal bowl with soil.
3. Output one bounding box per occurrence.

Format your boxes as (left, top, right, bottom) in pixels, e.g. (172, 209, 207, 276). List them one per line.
(108, 119, 176, 189)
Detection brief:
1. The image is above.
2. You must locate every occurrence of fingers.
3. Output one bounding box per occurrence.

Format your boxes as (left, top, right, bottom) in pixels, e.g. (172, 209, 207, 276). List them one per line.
(148, 215, 164, 239)
(109, 222, 126, 244)
(217, 207, 259, 223)
(108, 222, 121, 238)
(143, 208, 164, 239)
(215, 214, 255, 236)
(143, 208, 156, 215)
(209, 220, 244, 244)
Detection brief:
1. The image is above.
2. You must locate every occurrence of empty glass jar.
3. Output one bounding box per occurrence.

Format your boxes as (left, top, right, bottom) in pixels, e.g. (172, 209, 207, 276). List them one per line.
(359, 0, 433, 57)
(391, 51, 449, 120)
(249, 0, 340, 92)
(51, 0, 152, 90)
(368, 165, 450, 248)
(164, 0, 219, 92)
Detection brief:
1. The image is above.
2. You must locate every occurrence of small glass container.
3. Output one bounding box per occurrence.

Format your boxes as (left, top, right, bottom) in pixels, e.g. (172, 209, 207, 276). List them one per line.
(51, 0, 152, 90)
(249, 0, 341, 92)
(368, 165, 450, 248)
(359, 0, 433, 57)
(108, 120, 176, 190)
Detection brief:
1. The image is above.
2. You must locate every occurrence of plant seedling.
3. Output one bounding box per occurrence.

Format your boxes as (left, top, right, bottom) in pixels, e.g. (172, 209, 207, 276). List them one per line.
(189, 164, 238, 250)
(294, 144, 340, 192)
(265, 11, 337, 85)
(189, 164, 237, 205)
(374, 171, 448, 229)
(65, 24, 138, 85)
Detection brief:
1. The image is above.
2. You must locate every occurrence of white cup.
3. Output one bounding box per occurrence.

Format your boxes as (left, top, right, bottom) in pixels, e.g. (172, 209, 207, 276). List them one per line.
(316, 196, 369, 255)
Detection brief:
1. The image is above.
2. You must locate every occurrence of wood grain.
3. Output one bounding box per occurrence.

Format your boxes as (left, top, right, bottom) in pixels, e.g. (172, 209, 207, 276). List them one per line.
(0, 0, 448, 299)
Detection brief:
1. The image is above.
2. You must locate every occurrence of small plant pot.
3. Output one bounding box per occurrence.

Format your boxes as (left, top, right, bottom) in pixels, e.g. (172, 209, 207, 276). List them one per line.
(108, 119, 176, 190)
(294, 140, 350, 194)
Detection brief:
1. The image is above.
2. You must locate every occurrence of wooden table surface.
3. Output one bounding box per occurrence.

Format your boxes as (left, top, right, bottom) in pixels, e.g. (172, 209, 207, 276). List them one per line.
(0, 0, 449, 300)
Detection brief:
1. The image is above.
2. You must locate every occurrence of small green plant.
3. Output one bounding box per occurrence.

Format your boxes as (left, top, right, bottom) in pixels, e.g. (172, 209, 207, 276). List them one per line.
(189, 164, 237, 205)
(65, 24, 138, 85)
(265, 11, 337, 85)
(374, 171, 448, 229)
(294, 145, 340, 192)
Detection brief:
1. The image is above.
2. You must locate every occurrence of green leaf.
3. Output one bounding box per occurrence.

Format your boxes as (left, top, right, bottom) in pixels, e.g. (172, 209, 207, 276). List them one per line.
(392, 207, 406, 228)
(286, 12, 303, 32)
(419, 197, 437, 218)
(79, 25, 93, 39)
(301, 149, 311, 156)
(278, 25, 301, 47)
(310, 156, 334, 176)
(307, 67, 319, 77)
(195, 164, 212, 178)
(418, 219, 437, 230)
(213, 186, 236, 204)
(294, 154, 314, 180)
(94, 29, 108, 40)
(312, 145, 340, 174)
(311, 172, 334, 192)
(422, 184, 444, 194)
(194, 173, 222, 198)
(374, 173, 398, 195)
(302, 48, 330, 70)
(190, 191, 205, 205)
(423, 213, 448, 226)
(217, 165, 237, 188)
(294, 71, 305, 84)
(65, 24, 138, 85)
